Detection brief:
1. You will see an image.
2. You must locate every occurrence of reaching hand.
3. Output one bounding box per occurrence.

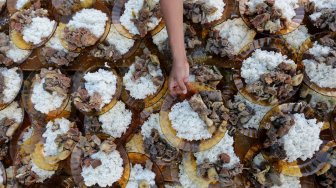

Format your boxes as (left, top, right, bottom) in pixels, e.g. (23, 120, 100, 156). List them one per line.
(169, 58, 189, 96)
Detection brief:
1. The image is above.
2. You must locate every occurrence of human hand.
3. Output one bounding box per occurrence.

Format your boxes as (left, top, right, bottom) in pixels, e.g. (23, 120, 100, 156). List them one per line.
(169, 58, 189, 96)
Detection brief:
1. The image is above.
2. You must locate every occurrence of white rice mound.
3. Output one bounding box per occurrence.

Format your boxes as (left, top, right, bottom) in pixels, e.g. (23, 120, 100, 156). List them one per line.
(203, 0, 225, 23)
(81, 150, 124, 187)
(99, 101, 132, 138)
(0, 101, 23, 124)
(194, 132, 240, 169)
(304, 60, 336, 88)
(303, 42, 336, 88)
(67, 8, 108, 37)
(246, 0, 299, 21)
(214, 18, 256, 55)
(31, 78, 66, 114)
(309, 0, 336, 9)
(120, 0, 161, 35)
(42, 118, 71, 157)
(16, 0, 29, 9)
(22, 17, 56, 45)
(280, 113, 323, 162)
(152, 27, 168, 52)
(271, 174, 301, 188)
(141, 113, 163, 139)
(234, 93, 271, 129)
(169, 100, 212, 141)
(126, 164, 156, 188)
(123, 62, 163, 100)
(106, 25, 135, 55)
(0, 67, 22, 104)
(241, 49, 295, 84)
(283, 25, 310, 50)
(6, 41, 31, 63)
(84, 69, 117, 109)
(31, 161, 55, 183)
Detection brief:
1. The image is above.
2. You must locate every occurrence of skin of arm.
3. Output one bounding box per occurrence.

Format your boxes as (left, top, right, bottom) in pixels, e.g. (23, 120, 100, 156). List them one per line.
(160, 0, 189, 95)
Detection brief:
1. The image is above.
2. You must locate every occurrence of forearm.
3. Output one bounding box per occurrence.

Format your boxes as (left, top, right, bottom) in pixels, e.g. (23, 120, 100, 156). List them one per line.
(160, 0, 187, 63)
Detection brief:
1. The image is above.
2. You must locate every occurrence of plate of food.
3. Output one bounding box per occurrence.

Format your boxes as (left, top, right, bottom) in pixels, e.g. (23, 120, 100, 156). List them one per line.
(259, 102, 334, 177)
(73, 66, 122, 116)
(0, 101, 24, 161)
(160, 82, 227, 152)
(121, 48, 168, 110)
(243, 145, 318, 187)
(239, 0, 305, 35)
(0, 67, 23, 110)
(58, 4, 111, 52)
(14, 124, 58, 186)
(112, 0, 165, 39)
(126, 152, 164, 188)
(234, 37, 303, 106)
(33, 118, 80, 165)
(178, 133, 244, 188)
(22, 68, 71, 121)
(205, 18, 256, 59)
(38, 25, 80, 67)
(9, 7, 57, 50)
(83, 101, 134, 139)
(306, 0, 336, 32)
(0, 32, 32, 67)
(70, 134, 130, 187)
(300, 32, 336, 97)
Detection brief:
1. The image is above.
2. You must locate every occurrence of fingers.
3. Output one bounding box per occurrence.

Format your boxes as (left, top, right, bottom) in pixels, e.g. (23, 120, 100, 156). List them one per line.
(177, 79, 187, 94)
(169, 78, 177, 96)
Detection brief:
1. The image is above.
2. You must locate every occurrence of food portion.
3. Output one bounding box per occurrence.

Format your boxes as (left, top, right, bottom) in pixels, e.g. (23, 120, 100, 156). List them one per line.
(0, 102, 24, 160)
(169, 90, 228, 141)
(0, 67, 22, 104)
(206, 18, 256, 57)
(0, 33, 31, 66)
(263, 105, 323, 162)
(142, 113, 182, 163)
(89, 101, 132, 138)
(227, 93, 271, 130)
(73, 68, 117, 113)
(42, 118, 80, 160)
(123, 48, 164, 100)
(79, 135, 124, 187)
(10, 8, 56, 46)
(62, 8, 108, 51)
(183, 0, 225, 24)
(30, 69, 71, 114)
(303, 34, 336, 89)
(40, 28, 80, 66)
(306, 0, 336, 31)
(247, 153, 301, 187)
(240, 49, 302, 104)
(90, 25, 135, 61)
(243, 0, 299, 33)
(194, 132, 243, 186)
(282, 25, 310, 50)
(126, 160, 156, 188)
(52, 0, 94, 16)
(189, 65, 223, 87)
(120, 0, 161, 37)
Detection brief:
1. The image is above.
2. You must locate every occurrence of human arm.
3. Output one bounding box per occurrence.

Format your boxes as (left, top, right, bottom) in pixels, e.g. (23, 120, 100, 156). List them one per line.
(160, 0, 189, 95)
